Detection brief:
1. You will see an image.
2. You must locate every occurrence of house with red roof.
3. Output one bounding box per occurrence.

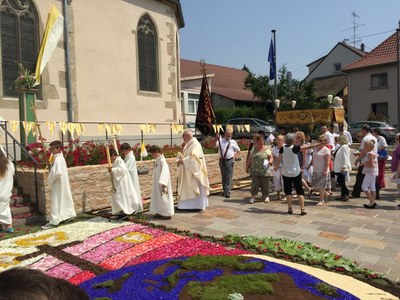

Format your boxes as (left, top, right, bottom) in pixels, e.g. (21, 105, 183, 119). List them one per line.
(343, 32, 399, 125)
(180, 59, 259, 125)
(305, 42, 367, 103)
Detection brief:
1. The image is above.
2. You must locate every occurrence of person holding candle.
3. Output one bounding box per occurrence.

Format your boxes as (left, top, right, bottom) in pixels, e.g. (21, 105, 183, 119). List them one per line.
(42, 140, 76, 230)
(108, 149, 141, 217)
(120, 142, 142, 209)
(177, 129, 210, 211)
(148, 145, 174, 219)
(0, 150, 15, 233)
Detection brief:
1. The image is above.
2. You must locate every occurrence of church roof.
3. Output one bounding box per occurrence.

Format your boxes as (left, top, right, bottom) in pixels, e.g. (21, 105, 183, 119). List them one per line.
(164, 0, 185, 28)
(343, 32, 398, 71)
(180, 59, 259, 102)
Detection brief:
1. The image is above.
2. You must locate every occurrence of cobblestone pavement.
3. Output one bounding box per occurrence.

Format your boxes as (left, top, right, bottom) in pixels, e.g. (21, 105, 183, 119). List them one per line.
(145, 171, 400, 283)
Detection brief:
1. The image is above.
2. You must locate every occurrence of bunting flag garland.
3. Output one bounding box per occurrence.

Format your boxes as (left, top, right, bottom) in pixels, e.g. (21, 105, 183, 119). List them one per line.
(139, 124, 156, 134)
(171, 124, 184, 134)
(104, 124, 111, 135)
(195, 73, 215, 136)
(244, 124, 250, 132)
(80, 123, 86, 135)
(67, 122, 75, 137)
(212, 124, 224, 134)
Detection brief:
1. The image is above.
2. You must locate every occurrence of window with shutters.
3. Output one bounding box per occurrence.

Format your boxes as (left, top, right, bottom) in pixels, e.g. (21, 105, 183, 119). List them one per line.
(1, 0, 39, 98)
(137, 14, 159, 92)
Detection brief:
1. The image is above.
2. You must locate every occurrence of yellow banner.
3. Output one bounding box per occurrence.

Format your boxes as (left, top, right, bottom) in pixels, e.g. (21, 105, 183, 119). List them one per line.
(275, 108, 345, 125)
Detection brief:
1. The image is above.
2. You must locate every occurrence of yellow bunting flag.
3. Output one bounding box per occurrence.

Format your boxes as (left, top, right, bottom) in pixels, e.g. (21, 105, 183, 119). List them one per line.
(46, 121, 56, 136)
(139, 124, 146, 132)
(104, 124, 111, 134)
(80, 124, 86, 135)
(59, 122, 68, 135)
(67, 122, 75, 137)
(244, 124, 250, 132)
(10, 121, 18, 134)
(171, 124, 184, 134)
(97, 123, 104, 134)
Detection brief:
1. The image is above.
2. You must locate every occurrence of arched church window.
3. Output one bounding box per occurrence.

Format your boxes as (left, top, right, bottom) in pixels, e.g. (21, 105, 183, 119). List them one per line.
(1, 0, 39, 97)
(137, 14, 159, 92)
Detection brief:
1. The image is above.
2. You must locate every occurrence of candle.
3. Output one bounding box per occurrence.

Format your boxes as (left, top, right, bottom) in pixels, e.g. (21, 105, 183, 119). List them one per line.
(113, 137, 119, 155)
(105, 144, 112, 167)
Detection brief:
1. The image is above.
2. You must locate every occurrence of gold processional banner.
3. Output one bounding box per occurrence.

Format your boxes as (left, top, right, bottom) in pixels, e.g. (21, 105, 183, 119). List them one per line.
(275, 108, 345, 126)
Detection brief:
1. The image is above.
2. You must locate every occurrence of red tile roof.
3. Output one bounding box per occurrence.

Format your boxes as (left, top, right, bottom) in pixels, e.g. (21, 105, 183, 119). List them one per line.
(343, 32, 399, 71)
(180, 59, 260, 102)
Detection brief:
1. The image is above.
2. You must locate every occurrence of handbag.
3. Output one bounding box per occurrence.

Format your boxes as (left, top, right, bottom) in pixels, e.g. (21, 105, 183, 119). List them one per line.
(377, 149, 388, 160)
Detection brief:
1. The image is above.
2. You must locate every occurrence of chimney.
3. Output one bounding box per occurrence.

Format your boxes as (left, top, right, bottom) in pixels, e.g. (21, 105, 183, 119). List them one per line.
(361, 43, 365, 52)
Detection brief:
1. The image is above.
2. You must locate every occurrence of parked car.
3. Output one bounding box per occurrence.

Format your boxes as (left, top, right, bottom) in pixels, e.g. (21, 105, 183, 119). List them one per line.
(348, 121, 396, 143)
(226, 118, 276, 139)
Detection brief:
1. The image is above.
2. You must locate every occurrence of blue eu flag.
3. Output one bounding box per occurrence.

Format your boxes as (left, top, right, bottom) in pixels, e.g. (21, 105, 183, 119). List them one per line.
(268, 39, 275, 80)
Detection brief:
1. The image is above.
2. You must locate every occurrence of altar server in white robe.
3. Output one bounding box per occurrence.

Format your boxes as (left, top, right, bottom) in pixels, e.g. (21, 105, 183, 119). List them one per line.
(120, 143, 143, 212)
(177, 129, 210, 211)
(0, 151, 15, 233)
(109, 149, 141, 215)
(148, 145, 174, 219)
(42, 140, 76, 230)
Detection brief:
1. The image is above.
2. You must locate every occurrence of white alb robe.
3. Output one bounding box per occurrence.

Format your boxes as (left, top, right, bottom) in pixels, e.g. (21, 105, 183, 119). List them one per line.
(177, 138, 210, 210)
(0, 160, 14, 226)
(111, 157, 141, 215)
(149, 155, 174, 217)
(48, 153, 76, 225)
(124, 151, 142, 211)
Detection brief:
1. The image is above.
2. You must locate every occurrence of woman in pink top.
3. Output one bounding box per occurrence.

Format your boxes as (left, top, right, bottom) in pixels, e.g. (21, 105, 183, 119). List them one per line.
(308, 135, 331, 206)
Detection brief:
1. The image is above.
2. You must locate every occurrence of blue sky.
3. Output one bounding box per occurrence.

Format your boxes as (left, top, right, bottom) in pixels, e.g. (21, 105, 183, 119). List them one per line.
(179, 0, 400, 80)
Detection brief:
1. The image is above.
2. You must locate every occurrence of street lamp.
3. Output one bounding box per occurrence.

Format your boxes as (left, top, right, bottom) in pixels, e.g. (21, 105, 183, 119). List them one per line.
(291, 100, 296, 108)
(327, 94, 333, 104)
(274, 99, 281, 109)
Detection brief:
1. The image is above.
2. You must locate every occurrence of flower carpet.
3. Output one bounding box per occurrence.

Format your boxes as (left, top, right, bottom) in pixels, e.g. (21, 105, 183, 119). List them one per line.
(0, 217, 395, 299)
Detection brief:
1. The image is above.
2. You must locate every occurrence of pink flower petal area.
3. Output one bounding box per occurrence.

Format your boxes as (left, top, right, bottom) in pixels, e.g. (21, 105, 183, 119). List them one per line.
(125, 237, 249, 267)
(29, 255, 63, 271)
(100, 232, 186, 270)
(47, 262, 82, 279)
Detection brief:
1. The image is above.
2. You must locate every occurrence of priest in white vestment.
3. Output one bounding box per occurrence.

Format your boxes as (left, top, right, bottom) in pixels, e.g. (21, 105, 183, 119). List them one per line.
(148, 145, 174, 219)
(120, 143, 143, 212)
(177, 129, 210, 210)
(42, 140, 76, 229)
(0, 151, 15, 233)
(109, 149, 141, 215)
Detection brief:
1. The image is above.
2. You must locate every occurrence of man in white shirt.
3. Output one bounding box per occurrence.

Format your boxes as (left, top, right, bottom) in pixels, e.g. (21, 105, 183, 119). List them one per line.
(216, 129, 241, 198)
(321, 125, 335, 147)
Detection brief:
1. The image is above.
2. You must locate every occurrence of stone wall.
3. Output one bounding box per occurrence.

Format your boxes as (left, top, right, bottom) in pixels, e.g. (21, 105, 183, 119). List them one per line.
(16, 154, 249, 217)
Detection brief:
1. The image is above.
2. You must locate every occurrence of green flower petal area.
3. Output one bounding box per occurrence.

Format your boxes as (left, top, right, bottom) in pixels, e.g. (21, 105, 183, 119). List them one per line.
(80, 255, 358, 299)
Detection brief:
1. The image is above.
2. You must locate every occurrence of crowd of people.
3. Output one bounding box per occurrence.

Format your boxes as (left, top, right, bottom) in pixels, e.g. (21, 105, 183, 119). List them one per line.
(1, 123, 400, 233)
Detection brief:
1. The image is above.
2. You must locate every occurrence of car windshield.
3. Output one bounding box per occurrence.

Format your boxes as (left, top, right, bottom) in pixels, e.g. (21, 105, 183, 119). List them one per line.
(254, 119, 269, 126)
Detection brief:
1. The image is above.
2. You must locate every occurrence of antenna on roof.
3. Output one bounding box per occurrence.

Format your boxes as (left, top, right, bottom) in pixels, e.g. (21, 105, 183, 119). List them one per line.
(341, 11, 365, 47)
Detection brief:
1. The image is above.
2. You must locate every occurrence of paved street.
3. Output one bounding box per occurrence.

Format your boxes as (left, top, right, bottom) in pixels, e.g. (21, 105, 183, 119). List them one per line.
(145, 172, 400, 283)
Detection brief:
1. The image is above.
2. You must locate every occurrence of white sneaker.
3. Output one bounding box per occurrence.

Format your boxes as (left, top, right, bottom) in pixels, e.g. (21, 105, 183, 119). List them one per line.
(41, 223, 56, 230)
(264, 196, 270, 203)
(249, 198, 255, 204)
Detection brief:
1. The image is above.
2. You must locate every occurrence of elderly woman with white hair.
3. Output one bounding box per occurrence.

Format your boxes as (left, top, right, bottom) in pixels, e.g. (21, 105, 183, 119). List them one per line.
(274, 133, 320, 215)
(333, 134, 352, 201)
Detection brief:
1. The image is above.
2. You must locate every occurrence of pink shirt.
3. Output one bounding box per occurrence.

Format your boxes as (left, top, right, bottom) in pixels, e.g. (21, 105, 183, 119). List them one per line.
(312, 146, 330, 174)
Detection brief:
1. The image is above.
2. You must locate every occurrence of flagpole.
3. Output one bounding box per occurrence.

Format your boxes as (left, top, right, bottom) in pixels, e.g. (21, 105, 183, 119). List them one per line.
(62, 0, 73, 123)
(272, 29, 277, 101)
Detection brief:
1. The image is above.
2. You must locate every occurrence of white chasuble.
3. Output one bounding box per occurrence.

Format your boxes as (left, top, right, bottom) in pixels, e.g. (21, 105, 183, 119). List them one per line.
(149, 155, 174, 217)
(111, 157, 141, 215)
(177, 138, 210, 210)
(124, 151, 143, 211)
(48, 153, 76, 225)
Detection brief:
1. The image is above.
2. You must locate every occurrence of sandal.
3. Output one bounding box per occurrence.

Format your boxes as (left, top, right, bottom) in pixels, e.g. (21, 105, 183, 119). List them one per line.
(288, 208, 293, 214)
(317, 201, 324, 206)
(300, 209, 307, 215)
